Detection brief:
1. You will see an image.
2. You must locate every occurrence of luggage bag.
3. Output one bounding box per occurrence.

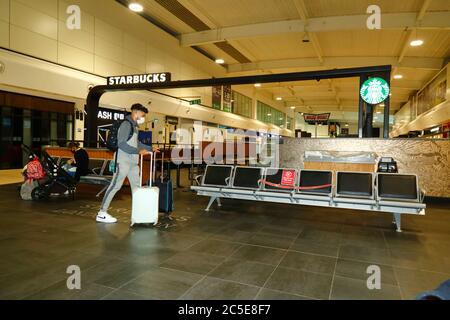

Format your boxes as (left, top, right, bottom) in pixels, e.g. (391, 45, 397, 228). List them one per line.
(154, 152, 174, 214)
(131, 152, 159, 226)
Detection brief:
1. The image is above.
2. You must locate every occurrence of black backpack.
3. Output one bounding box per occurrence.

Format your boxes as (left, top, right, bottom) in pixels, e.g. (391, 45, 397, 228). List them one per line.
(106, 119, 134, 151)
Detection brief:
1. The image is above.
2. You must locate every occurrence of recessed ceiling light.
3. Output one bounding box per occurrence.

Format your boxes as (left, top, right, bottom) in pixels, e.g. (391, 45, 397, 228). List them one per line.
(345, 123, 349, 127)
(215, 58, 225, 64)
(376, 111, 381, 114)
(290, 106, 296, 109)
(393, 74, 403, 79)
(276, 97, 282, 101)
(128, 3, 144, 12)
(254, 83, 261, 87)
(267, 113, 272, 116)
(410, 39, 424, 47)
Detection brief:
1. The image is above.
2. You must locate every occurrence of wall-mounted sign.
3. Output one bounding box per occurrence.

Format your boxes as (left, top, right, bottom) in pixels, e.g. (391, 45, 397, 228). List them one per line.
(223, 85, 232, 112)
(166, 116, 179, 125)
(97, 107, 127, 121)
(360, 77, 390, 105)
(107, 72, 171, 86)
(212, 86, 222, 110)
(303, 113, 330, 124)
(189, 99, 202, 105)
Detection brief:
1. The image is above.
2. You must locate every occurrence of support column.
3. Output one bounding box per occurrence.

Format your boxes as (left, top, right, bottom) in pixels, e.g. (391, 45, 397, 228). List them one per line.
(393, 212, 402, 233)
(383, 74, 391, 139)
(358, 76, 367, 138)
(365, 104, 374, 137)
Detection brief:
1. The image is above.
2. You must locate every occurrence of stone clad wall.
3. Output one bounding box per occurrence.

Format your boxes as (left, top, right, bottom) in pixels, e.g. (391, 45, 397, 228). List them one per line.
(279, 138, 450, 198)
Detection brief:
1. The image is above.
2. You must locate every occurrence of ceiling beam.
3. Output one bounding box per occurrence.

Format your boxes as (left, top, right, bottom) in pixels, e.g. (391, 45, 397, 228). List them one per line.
(179, 12, 450, 47)
(417, 0, 433, 21)
(227, 56, 443, 73)
(327, 79, 342, 110)
(260, 83, 420, 91)
(393, 0, 433, 75)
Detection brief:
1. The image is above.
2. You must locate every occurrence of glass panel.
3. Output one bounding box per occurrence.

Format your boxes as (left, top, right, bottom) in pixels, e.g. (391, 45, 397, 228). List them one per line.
(66, 114, 73, 141)
(50, 112, 58, 146)
(257, 101, 286, 127)
(232, 91, 252, 118)
(40, 112, 50, 145)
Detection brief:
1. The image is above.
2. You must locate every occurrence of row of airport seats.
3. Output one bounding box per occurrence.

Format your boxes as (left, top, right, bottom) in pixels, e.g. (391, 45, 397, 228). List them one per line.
(51, 156, 113, 197)
(191, 165, 426, 232)
(200, 165, 421, 202)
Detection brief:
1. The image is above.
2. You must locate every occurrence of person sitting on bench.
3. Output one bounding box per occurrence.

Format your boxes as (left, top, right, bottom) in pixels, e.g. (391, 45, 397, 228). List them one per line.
(67, 142, 89, 182)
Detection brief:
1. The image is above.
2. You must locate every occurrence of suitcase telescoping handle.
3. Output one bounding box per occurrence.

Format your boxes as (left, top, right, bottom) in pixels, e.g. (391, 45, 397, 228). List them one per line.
(160, 152, 164, 182)
(139, 151, 155, 188)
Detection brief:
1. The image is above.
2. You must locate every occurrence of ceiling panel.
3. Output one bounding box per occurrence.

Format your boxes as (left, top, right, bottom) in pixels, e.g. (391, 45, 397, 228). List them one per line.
(234, 33, 317, 61)
(303, 0, 424, 18)
(141, 0, 195, 33)
(187, 0, 301, 27)
(401, 30, 450, 58)
(197, 44, 239, 64)
(317, 30, 405, 57)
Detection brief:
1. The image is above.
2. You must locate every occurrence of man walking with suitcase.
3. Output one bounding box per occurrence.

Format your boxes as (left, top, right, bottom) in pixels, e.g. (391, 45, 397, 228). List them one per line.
(97, 103, 157, 223)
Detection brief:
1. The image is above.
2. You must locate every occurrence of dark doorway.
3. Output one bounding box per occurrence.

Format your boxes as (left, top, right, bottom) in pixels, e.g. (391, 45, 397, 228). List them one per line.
(0, 91, 75, 169)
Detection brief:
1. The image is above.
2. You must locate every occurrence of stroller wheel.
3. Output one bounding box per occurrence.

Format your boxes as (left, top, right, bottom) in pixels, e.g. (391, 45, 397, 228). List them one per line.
(31, 187, 47, 200)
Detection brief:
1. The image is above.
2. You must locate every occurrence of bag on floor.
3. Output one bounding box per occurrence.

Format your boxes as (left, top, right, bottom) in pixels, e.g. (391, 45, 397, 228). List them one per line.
(154, 153, 174, 214)
(26, 157, 45, 180)
(20, 180, 38, 201)
(131, 153, 159, 226)
(155, 176, 173, 213)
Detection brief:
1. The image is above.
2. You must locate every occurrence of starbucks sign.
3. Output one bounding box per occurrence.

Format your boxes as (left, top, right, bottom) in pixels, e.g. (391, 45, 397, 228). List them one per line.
(360, 77, 390, 104)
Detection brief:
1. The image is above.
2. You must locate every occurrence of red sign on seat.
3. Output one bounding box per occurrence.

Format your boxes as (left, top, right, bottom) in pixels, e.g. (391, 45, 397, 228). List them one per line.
(281, 170, 296, 186)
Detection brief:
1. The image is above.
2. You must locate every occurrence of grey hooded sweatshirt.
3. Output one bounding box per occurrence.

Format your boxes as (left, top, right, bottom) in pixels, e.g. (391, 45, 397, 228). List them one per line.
(117, 115, 152, 164)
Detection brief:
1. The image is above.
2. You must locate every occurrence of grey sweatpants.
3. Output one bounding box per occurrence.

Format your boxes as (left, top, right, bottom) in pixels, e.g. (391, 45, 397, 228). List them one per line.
(100, 160, 140, 212)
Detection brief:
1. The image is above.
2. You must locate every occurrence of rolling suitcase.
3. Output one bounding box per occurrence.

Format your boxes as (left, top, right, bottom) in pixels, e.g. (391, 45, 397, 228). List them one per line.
(131, 152, 159, 226)
(154, 153, 174, 214)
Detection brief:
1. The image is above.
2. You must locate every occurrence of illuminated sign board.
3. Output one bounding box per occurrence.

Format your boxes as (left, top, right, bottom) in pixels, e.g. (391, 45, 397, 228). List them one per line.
(360, 77, 390, 105)
(107, 73, 171, 86)
(303, 113, 330, 124)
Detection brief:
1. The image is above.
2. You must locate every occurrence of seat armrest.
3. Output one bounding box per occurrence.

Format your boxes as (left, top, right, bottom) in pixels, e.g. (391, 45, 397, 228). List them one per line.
(193, 174, 203, 186)
(419, 189, 426, 203)
(91, 167, 102, 175)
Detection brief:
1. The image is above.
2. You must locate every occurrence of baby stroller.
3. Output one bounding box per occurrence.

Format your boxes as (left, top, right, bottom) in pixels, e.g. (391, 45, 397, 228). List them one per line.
(21, 144, 77, 200)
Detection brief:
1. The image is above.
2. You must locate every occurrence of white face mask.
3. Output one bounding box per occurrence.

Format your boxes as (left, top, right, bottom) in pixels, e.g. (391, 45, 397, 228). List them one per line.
(137, 118, 145, 125)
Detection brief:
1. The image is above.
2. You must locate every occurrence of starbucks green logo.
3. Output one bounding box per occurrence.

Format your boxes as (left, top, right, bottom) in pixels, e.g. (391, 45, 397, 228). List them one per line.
(360, 77, 390, 104)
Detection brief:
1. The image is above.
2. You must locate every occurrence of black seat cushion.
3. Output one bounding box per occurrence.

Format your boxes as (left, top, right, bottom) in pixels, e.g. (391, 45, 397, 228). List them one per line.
(337, 172, 373, 197)
(88, 159, 105, 174)
(232, 167, 263, 189)
(264, 168, 296, 191)
(203, 166, 233, 186)
(299, 170, 332, 194)
(378, 174, 418, 200)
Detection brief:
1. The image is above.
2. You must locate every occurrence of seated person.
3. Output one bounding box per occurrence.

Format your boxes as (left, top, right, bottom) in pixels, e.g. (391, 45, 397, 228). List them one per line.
(67, 142, 89, 181)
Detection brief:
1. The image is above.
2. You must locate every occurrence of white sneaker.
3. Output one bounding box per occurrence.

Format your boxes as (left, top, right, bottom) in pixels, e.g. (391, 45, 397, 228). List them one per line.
(96, 211, 117, 224)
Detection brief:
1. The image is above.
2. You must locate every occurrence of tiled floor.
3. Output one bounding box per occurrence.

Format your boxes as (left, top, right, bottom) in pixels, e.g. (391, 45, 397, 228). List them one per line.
(0, 169, 449, 300)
